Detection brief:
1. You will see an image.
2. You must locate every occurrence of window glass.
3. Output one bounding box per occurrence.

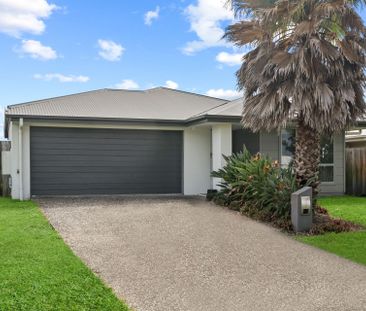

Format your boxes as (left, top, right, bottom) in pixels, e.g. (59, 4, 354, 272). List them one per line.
(319, 166, 334, 182)
(281, 129, 295, 167)
(320, 137, 334, 164)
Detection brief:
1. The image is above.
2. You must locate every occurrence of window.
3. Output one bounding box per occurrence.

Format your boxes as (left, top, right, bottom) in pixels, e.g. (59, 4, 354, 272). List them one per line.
(280, 129, 334, 182)
(281, 129, 295, 168)
(319, 137, 334, 182)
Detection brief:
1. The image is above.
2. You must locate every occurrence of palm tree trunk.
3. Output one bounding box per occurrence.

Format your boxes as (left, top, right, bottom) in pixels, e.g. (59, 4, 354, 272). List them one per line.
(294, 119, 321, 197)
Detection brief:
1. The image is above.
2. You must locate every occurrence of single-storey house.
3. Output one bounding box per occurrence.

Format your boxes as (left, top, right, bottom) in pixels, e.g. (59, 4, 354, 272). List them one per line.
(2, 87, 345, 200)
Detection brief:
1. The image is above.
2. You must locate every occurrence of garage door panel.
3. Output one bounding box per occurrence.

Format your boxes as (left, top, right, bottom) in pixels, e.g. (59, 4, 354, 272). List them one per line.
(33, 181, 181, 188)
(33, 137, 182, 146)
(32, 167, 182, 176)
(33, 188, 180, 196)
(31, 148, 182, 157)
(31, 159, 182, 167)
(31, 154, 182, 163)
(31, 142, 182, 152)
(30, 127, 183, 195)
(31, 128, 180, 139)
(32, 183, 181, 193)
(31, 166, 182, 173)
(31, 146, 182, 155)
(32, 172, 182, 181)
(31, 132, 182, 141)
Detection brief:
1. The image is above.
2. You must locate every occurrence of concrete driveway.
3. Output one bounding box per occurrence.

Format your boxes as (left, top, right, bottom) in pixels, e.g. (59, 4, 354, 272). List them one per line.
(38, 196, 366, 311)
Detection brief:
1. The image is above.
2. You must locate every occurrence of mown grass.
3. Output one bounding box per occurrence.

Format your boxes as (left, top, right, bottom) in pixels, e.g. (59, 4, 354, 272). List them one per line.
(298, 196, 366, 266)
(0, 198, 130, 311)
(316, 196, 366, 227)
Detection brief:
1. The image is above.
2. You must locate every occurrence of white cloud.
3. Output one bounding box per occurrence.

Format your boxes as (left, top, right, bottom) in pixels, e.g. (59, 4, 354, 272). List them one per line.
(34, 73, 89, 83)
(165, 80, 179, 89)
(98, 39, 124, 61)
(144, 6, 160, 26)
(0, 0, 58, 37)
(183, 0, 234, 55)
(18, 39, 57, 60)
(115, 79, 140, 90)
(216, 51, 243, 66)
(206, 88, 242, 100)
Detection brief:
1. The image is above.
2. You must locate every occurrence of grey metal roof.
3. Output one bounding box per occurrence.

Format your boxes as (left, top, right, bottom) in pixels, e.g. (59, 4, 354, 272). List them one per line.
(201, 98, 243, 117)
(6, 87, 230, 121)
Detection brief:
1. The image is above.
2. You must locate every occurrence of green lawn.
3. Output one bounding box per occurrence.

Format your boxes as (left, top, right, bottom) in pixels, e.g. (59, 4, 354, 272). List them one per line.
(0, 198, 130, 311)
(316, 196, 366, 227)
(298, 196, 366, 266)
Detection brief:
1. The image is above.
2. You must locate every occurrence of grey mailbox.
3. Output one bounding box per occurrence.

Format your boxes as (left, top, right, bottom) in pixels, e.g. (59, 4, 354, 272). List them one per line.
(291, 187, 313, 232)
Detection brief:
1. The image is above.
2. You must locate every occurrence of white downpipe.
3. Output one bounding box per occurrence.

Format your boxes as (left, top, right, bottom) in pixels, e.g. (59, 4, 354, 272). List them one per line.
(18, 118, 23, 201)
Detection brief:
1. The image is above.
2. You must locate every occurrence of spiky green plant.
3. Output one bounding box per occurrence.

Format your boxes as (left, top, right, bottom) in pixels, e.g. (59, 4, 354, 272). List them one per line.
(212, 148, 298, 221)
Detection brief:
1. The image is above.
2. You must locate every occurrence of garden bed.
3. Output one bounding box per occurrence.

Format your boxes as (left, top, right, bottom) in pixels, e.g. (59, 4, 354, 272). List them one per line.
(210, 151, 364, 235)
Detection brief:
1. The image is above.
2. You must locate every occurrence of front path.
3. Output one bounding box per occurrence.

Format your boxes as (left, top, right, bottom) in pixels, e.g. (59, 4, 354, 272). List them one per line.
(39, 196, 366, 311)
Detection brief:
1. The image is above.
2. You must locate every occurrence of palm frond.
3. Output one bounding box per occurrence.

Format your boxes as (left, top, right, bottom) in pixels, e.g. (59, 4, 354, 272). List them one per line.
(224, 0, 366, 133)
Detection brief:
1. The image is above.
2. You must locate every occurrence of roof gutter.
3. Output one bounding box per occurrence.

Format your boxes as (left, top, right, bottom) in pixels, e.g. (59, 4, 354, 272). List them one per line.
(6, 114, 243, 127)
(9, 114, 366, 128)
(186, 115, 242, 126)
(6, 115, 188, 126)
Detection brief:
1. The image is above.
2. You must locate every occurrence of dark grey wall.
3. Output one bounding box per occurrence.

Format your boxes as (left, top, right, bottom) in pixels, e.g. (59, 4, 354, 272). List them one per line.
(232, 129, 260, 155)
(30, 127, 183, 195)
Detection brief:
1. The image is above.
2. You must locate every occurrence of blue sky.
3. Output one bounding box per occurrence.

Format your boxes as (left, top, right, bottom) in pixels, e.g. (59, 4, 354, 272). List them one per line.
(1, 0, 366, 121)
(0, 0, 244, 111)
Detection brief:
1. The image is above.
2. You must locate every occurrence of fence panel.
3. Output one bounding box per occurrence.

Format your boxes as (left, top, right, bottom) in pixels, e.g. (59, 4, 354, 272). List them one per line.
(346, 148, 366, 196)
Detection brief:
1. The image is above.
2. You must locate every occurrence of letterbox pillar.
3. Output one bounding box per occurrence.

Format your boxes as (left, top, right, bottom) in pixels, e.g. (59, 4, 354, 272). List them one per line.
(291, 187, 313, 232)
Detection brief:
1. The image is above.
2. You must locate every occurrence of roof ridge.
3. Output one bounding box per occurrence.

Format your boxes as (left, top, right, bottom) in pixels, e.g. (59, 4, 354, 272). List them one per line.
(228, 97, 243, 103)
(190, 100, 233, 119)
(104, 88, 144, 93)
(148, 87, 229, 102)
(212, 98, 244, 113)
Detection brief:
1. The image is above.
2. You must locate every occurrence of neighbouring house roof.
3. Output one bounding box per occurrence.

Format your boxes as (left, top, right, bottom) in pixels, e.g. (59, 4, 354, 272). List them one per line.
(6, 87, 235, 122)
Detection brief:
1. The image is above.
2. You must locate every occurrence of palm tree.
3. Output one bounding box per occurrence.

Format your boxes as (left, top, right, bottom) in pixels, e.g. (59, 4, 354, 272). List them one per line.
(225, 0, 366, 195)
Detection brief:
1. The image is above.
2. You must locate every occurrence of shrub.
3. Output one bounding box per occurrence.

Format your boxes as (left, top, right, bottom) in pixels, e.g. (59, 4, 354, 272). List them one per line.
(211, 148, 298, 224)
(309, 218, 358, 235)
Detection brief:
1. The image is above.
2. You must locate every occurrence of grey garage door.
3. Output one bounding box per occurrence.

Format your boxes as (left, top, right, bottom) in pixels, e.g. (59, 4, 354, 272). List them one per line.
(30, 127, 183, 195)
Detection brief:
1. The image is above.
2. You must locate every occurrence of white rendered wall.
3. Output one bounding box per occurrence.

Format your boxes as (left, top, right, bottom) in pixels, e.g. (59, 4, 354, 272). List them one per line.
(8, 121, 20, 199)
(6, 121, 30, 200)
(212, 124, 232, 189)
(183, 126, 212, 195)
